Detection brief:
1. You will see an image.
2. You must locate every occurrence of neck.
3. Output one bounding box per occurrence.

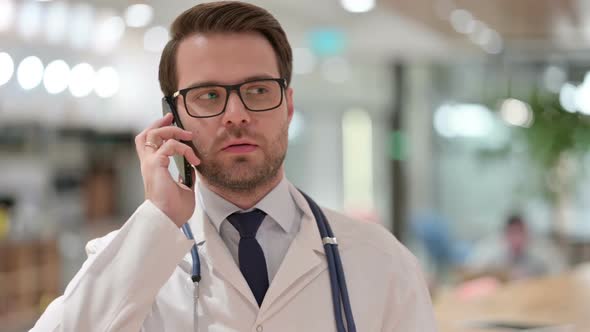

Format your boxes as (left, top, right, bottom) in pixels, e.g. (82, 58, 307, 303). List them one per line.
(200, 168, 285, 210)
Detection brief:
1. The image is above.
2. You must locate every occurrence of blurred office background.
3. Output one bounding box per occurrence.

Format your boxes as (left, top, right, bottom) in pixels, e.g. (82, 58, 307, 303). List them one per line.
(2, 0, 590, 331)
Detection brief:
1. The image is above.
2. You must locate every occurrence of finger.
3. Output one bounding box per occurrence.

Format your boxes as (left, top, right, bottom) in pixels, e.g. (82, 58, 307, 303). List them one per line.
(145, 127, 193, 148)
(156, 140, 201, 166)
(148, 112, 174, 130)
(135, 113, 174, 150)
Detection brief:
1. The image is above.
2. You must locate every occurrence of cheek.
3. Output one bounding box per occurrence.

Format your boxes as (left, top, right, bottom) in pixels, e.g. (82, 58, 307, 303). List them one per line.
(178, 118, 212, 151)
(173, 103, 223, 155)
(263, 109, 289, 135)
(190, 127, 213, 151)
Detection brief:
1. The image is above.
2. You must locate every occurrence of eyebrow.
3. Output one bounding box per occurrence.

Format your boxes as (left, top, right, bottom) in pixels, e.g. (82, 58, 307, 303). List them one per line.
(183, 74, 277, 90)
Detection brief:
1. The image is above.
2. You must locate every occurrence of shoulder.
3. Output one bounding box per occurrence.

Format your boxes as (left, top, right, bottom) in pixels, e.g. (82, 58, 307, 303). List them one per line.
(320, 207, 430, 301)
(321, 207, 421, 271)
(83, 200, 185, 257)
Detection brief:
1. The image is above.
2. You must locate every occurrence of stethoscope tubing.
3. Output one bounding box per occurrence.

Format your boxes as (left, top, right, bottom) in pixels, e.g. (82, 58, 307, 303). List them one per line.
(300, 190, 356, 332)
(181, 190, 356, 332)
(181, 223, 201, 282)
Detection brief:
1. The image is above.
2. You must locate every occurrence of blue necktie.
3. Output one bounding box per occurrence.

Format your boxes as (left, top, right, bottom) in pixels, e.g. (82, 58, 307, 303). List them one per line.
(227, 209, 269, 306)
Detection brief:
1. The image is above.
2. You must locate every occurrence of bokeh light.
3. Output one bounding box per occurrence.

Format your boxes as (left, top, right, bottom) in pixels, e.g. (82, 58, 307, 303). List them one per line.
(95, 67, 120, 98)
(0, 52, 14, 86)
(69, 63, 95, 97)
(17, 56, 44, 90)
(43, 60, 70, 94)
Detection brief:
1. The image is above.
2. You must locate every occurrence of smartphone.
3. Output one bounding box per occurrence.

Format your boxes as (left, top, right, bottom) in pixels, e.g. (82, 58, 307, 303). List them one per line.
(161, 97, 194, 188)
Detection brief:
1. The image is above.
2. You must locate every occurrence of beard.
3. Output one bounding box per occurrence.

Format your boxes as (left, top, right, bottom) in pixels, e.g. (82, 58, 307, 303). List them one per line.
(194, 122, 288, 192)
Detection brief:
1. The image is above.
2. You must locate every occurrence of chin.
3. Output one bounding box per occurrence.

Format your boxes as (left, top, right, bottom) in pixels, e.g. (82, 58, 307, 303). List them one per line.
(227, 161, 264, 176)
(198, 148, 285, 190)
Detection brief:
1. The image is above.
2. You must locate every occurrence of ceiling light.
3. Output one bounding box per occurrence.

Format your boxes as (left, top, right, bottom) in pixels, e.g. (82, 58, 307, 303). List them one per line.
(95, 66, 120, 98)
(43, 60, 70, 94)
(125, 4, 154, 28)
(0, 52, 14, 86)
(340, 0, 375, 13)
(69, 63, 95, 97)
(17, 56, 44, 90)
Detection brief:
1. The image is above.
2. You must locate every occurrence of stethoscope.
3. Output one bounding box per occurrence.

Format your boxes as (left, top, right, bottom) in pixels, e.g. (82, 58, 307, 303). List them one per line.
(180, 189, 357, 332)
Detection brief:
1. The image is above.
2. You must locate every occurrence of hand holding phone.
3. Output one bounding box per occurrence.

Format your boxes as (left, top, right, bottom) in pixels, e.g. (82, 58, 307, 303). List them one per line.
(134, 103, 200, 227)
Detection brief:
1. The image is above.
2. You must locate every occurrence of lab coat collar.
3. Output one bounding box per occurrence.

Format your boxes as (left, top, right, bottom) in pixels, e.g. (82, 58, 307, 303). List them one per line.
(257, 183, 326, 319)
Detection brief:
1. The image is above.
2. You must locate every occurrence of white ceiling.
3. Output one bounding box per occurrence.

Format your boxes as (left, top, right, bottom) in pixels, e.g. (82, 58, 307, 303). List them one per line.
(1, 0, 588, 130)
(57, 0, 460, 61)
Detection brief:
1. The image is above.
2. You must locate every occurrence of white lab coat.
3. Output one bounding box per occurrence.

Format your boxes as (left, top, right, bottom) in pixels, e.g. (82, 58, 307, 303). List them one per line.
(31, 184, 437, 331)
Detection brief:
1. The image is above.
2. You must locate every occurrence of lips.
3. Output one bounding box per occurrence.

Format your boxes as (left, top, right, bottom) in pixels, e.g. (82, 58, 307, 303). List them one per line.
(222, 140, 258, 153)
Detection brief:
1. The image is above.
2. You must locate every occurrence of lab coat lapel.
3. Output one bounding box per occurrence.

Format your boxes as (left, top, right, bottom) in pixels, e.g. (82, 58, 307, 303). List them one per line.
(258, 186, 327, 319)
(184, 209, 259, 309)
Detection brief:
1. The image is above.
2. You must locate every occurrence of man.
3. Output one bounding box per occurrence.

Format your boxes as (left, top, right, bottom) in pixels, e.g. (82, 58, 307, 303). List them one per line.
(466, 215, 565, 281)
(31, 2, 436, 331)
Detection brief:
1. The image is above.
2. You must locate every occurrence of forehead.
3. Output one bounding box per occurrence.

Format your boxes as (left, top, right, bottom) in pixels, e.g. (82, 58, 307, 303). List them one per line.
(176, 32, 280, 88)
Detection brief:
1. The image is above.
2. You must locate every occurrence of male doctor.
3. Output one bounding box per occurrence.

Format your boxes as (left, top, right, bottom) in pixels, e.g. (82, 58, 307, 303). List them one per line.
(31, 1, 436, 331)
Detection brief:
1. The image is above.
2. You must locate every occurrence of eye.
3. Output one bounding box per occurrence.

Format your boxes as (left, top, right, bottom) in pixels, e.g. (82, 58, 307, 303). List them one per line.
(198, 91, 219, 100)
(246, 87, 268, 95)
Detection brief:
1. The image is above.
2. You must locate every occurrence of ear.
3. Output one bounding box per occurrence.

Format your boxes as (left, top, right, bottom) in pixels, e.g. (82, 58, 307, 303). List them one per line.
(286, 87, 295, 123)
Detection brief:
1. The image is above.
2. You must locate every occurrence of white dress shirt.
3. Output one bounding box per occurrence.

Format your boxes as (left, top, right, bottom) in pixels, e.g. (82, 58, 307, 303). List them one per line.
(198, 177, 302, 282)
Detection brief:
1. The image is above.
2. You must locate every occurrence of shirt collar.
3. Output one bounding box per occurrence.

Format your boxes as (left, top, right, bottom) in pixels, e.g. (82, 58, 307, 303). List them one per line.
(197, 177, 298, 234)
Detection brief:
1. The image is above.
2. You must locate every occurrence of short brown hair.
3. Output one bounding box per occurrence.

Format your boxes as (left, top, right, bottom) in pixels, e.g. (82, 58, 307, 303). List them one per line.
(158, 1, 292, 96)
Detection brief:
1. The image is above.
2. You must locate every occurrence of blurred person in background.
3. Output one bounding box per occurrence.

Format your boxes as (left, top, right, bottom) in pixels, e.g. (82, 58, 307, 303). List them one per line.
(411, 212, 469, 290)
(29, 1, 435, 331)
(465, 214, 565, 282)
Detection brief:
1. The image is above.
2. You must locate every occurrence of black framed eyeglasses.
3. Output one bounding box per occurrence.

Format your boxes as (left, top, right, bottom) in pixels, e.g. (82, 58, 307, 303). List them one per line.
(168, 78, 287, 118)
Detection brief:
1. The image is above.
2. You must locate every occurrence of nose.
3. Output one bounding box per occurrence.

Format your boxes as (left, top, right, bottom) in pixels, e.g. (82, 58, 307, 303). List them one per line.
(221, 91, 251, 127)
